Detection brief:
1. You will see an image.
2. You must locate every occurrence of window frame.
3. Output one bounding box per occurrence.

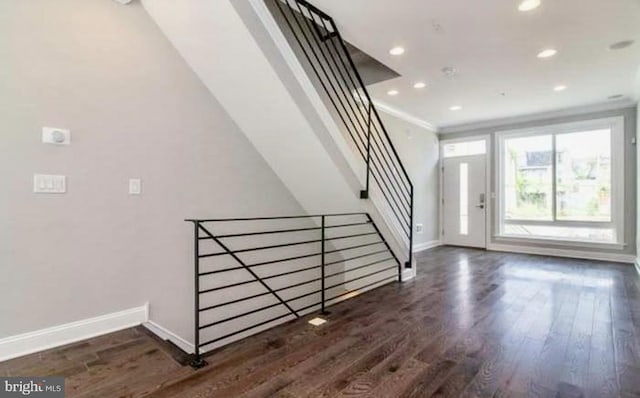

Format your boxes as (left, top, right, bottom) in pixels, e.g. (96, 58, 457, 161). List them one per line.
(496, 116, 625, 248)
(442, 139, 487, 158)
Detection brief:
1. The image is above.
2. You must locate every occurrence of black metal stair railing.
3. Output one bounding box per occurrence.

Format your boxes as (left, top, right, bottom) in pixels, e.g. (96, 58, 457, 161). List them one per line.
(271, 0, 414, 269)
(186, 213, 400, 368)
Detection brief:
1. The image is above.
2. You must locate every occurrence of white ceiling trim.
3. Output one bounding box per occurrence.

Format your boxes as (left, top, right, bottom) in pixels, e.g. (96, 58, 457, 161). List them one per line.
(439, 99, 637, 134)
(372, 99, 438, 132)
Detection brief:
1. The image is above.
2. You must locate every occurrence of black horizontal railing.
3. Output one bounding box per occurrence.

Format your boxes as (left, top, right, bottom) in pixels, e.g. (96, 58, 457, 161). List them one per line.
(186, 213, 400, 368)
(271, 0, 414, 268)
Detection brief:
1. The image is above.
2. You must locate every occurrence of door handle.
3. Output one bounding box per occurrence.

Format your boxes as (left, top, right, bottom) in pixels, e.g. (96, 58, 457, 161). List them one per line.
(476, 193, 485, 209)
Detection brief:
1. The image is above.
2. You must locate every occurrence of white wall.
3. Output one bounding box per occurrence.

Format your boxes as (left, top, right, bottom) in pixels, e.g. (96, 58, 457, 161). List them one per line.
(634, 68, 639, 265)
(378, 114, 440, 247)
(141, 0, 417, 277)
(637, 103, 640, 262)
(0, 0, 305, 340)
(142, 0, 360, 215)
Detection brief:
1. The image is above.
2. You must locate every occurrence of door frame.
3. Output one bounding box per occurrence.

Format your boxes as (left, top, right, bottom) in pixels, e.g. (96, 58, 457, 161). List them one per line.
(439, 134, 492, 248)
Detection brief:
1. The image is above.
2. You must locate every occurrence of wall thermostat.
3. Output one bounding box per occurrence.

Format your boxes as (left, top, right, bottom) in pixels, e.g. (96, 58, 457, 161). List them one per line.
(42, 127, 71, 145)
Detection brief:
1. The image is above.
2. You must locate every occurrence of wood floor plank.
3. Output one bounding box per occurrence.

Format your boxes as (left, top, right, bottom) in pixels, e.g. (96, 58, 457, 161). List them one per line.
(557, 291, 594, 392)
(587, 346, 619, 398)
(401, 357, 458, 398)
(613, 319, 640, 368)
(618, 363, 640, 397)
(3, 247, 639, 398)
(277, 314, 441, 397)
(428, 356, 482, 397)
(328, 316, 442, 397)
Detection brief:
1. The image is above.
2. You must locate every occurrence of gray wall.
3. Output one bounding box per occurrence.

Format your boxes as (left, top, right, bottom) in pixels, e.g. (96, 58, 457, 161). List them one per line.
(0, 0, 305, 339)
(440, 106, 637, 258)
(379, 114, 440, 246)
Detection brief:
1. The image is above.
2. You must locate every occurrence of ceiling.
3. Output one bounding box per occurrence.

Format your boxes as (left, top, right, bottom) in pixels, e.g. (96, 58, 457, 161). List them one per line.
(310, 0, 640, 130)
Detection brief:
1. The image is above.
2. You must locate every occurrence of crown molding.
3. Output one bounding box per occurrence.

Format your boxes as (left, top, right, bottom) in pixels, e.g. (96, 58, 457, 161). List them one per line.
(439, 99, 638, 135)
(372, 100, 439, 132)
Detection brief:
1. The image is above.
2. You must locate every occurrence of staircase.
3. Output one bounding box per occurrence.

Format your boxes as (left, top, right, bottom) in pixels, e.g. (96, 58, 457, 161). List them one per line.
(268, 0, 414, 269)
(142, 0, 416, 366)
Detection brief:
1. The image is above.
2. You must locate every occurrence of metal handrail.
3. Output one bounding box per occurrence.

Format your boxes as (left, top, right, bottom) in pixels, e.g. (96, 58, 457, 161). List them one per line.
(186, 213, 400, 368)
(272, 0, 414, 268)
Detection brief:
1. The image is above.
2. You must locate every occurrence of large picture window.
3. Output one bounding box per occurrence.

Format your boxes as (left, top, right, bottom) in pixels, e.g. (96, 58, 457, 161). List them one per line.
(498, 117, 624, 246)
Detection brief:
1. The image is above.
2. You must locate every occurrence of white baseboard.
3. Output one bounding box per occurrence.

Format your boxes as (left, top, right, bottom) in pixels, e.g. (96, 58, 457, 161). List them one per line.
(488, 243, 636, 264)
(143, 321, 194, 354)
(0, 304, 148, 362)
(402, 266, 416, 281)
(413, 240, 442, 253)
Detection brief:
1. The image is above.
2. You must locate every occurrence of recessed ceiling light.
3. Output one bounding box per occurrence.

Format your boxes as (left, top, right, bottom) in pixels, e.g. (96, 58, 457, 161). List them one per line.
(553, 85, 567, 91)
(413, 82, 426, 89)
(609, 40, 635, 50)
(389, 47, 405, 56)
(308, 317, 327, 326)
(387, 90, 399, 96)
(537, 49, 557, 58)
(518, 0, 541, 11)
(449, 105, 462, 111)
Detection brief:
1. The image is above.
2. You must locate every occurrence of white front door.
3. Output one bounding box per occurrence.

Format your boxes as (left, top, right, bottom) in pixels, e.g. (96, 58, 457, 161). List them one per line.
(442, 154, 487, 248)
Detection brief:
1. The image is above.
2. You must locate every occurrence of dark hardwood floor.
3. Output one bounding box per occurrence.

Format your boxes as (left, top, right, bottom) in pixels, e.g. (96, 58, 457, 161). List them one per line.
(3, 247, 640, 397)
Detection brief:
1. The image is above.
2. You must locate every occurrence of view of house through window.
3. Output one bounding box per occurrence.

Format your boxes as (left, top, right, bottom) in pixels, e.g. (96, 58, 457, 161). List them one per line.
(556, 130, 611, 222)
(499, 119, 622, 244)
(504, 135, 553, 221)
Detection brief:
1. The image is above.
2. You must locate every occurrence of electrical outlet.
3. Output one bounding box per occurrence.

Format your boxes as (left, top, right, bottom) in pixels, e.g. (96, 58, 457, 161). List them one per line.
(416, 224, 424, 234)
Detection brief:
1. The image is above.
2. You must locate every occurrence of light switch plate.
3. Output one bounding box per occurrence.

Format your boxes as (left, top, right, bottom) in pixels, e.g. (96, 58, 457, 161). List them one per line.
(42, 127, 71, 145)
(129, 179, 142, 195)
(34, 174, 66, 193)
